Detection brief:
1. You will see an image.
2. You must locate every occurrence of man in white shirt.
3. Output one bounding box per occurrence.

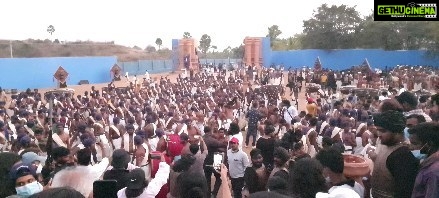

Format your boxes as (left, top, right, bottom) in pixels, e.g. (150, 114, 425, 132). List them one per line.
(117, 153, 170, 198)
(281, 100, 298, 125)
(227, 137, 250, 198)
(51, 150, 110, 197)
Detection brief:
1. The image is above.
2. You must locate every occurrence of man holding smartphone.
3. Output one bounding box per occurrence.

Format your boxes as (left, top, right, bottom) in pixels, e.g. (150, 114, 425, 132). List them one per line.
(227, 137, 250, 198)
(203, 126, 227, 197)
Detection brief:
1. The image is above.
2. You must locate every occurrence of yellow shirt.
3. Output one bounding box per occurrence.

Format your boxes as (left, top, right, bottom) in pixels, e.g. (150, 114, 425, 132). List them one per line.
(306, 103, 318, 117)
(321, 75, 328, 83)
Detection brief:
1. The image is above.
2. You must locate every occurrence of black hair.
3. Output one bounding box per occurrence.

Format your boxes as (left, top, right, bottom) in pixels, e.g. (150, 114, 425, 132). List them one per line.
(267, 176, 289, 195)
(52, 147, 70, 161)
(315, 148, 344, 174)
(431, 94, 439, 106)
(228, 123, 240, 136)
(77, 148, 92, 166)
(308, 117, 318, 127)
(406, 114, 426, 124)
(396, 91, 418, 108)
(322, 136, 333, 147)
(189, 144, 200, 155)
(203, 126, 211, 134)
(408, 122, 439, 149)
(250, 148, 262, 159)
(173, 154, 196, 172)
(125, 182, 148, 198)
(293, 142, 304, 151)
(290, 158, 327, 197)
(419, 95, 429, 103)
(273, 147, 290, 165)
(177, 172, 208, 198)
(264, 125, 275, 135)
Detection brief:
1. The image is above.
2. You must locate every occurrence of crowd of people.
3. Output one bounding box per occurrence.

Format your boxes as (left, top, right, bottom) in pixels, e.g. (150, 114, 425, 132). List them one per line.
(0, 64, 438, 198)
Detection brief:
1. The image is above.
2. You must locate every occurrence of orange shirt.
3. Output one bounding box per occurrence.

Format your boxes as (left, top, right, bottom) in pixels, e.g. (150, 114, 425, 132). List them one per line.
(306, 103, 318, 117)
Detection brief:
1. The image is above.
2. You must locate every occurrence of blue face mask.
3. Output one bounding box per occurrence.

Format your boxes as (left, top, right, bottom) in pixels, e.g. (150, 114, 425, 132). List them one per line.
(411, 150, 427, 160)
(15, 181, 43, 197)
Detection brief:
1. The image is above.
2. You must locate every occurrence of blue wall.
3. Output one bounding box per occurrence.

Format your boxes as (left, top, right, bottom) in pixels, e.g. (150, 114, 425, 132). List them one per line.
(118, 60, 174, 76)
(0, 57, 117, 90)
(261, 37, 272, 67)
(269, 49, 439, 70)
(172, 39, 179, 70)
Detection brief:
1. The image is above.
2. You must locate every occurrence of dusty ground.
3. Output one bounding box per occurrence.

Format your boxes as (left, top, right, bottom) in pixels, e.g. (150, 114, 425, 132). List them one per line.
(35, 72, 180, 96)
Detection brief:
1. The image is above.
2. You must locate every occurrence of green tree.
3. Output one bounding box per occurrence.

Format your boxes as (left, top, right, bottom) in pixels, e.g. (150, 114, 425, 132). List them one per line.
(231, 45, 245, 59)
(155, 38, 162, 50)
(211, 45, 217, 53)
(424, 21, 439, 58)
(199, 34, 211, 56)
(301, 4, 362, 49)
(183, 32, 192, 38)
(356, 13, 430, 50)
(267, 25, 282, 47)
(47, 25, 55, 35)
(223, 46, 232, 53)
(145, 45, 156, 53)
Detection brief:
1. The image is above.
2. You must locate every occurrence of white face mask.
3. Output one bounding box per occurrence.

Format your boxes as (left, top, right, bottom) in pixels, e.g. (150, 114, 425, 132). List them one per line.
(36, 164, 43, 174)
(15, 181, 43, 196)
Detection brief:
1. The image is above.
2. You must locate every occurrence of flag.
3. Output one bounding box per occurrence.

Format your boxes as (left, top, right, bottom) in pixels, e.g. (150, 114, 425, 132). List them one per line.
(314, 57, 322, 71)
(54, 66, 68, 81)
(361, 58, 373, 74)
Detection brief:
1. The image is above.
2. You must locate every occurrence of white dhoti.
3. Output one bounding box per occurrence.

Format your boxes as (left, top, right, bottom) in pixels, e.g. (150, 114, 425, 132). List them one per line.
(140, 164, 151, 181)
(140, 143, 151, 181)
(96, 134, 110, 161)
(112, 137, 122, 150)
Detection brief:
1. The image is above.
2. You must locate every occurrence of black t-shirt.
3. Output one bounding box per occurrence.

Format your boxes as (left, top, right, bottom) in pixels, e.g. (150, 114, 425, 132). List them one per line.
(256, 137, 276, 167)
(386, 146, 419, 198)
(103, 169, 130, 191)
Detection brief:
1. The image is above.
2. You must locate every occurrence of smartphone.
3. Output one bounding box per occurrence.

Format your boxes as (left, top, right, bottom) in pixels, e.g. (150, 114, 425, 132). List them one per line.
(93, 180, 117, 198)
(213, 152, 224, 172)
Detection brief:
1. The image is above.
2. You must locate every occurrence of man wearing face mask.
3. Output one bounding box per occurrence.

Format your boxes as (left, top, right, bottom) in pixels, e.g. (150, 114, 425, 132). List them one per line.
(404, 114, 426, 142)
(408, 122, 439, 198)
(21, 152, 46, 182)
(404, 114, 426, 160)
(7, 163, 44, 198)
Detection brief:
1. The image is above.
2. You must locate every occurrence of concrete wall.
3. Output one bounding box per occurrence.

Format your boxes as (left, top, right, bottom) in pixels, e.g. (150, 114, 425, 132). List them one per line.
(0, 56, 117, 90)
(269, 49, 438, 70)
